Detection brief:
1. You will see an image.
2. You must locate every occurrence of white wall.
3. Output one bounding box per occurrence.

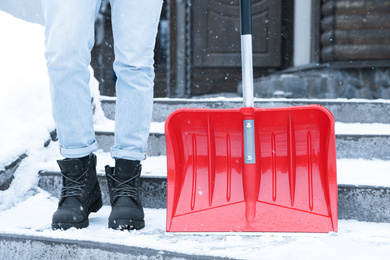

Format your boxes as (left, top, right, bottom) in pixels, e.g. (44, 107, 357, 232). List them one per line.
(293, 0, 312, 66)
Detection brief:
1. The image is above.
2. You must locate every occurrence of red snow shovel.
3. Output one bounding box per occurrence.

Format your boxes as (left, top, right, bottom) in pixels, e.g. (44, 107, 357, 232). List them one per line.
(165, 0, 337, 232)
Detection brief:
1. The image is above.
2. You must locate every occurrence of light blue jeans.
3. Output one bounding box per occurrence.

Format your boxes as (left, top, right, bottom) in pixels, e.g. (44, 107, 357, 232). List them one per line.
(42, 0, 163, 160)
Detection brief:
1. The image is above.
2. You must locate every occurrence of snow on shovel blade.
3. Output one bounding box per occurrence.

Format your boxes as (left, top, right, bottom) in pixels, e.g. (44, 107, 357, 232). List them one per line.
(165, 105, 337, 232)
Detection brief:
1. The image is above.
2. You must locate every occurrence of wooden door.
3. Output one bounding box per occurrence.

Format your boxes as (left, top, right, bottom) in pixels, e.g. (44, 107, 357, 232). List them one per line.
(192, 0, 282, 68)
(189, 0, 282, 95)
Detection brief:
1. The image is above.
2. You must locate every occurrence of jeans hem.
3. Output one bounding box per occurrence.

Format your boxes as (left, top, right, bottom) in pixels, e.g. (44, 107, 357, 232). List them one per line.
(111, 147, 147, 161)
(60, 141, 99, 158)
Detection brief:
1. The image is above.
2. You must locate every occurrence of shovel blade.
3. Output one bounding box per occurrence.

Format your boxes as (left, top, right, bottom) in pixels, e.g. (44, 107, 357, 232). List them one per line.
(165, 105, 337, 232)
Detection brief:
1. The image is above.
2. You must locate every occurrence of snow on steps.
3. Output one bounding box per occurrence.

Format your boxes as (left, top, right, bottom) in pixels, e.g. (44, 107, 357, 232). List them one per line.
(97, 97, 390, 160)
(102, 97, 390, 123)
(38, 171, 390, 223)
(3, 97, 389, 223)
(37, 97, 390, 223)
(4, 97, 390, 260)
(37, 148, 390, 223)
(0, 232, 220, 260)
(94, 121, 390, 160)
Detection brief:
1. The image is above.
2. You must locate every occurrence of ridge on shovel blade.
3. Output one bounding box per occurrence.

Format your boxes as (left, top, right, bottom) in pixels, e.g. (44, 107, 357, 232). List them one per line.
(165, 105, 337, 232)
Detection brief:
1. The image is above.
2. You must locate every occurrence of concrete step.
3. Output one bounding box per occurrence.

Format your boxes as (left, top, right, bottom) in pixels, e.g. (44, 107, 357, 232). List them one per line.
(0, 154, 27, 190)
(101, 97, 390, 124)
(99, 97, 390, 160)
(96, 130, 166, 157)
(39, 171, 166, 209)
(0, 233, 227, 260)
(37, 170, 390, 224)
(95, 130, 390, 160)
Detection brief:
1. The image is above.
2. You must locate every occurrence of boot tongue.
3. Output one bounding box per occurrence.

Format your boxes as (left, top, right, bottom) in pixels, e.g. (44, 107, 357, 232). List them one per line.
(57, 158, 83, 177)
(114, 159, 140, 179)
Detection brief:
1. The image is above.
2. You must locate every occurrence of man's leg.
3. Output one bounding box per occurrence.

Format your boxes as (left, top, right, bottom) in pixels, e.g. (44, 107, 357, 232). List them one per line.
(42, 0, 103, 230)
(106, 0, 163, 230)
(110, 0, 163, 161)
(43, 0, 101, 158)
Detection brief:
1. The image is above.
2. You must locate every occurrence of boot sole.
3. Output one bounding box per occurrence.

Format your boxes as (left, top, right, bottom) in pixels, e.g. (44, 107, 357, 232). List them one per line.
(52, 198, 103, 230)
(109, 219, 145, 230)
(52, 219, 89, 230)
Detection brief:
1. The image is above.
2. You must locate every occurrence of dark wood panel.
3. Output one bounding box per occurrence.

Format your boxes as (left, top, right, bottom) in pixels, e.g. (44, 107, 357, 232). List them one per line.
(192, 0, 281, 68)
(321, 29, 390, 45)
(321, 0, 390, 63)
(322, 14, 390, 31)
(322, 45, 390, 61)
(322, 1, 390, 16)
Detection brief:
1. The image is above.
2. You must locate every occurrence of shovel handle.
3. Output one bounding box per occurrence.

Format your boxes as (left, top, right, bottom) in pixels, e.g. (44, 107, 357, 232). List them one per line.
(240, 0, 254, 108)
(241, 0, 257, 224)
(240, 0, 252, 35)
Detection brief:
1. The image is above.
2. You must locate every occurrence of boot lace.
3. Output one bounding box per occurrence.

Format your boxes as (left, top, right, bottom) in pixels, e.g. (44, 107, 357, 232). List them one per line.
(61, 168, 88, 197)
(107, 173, 139, 200)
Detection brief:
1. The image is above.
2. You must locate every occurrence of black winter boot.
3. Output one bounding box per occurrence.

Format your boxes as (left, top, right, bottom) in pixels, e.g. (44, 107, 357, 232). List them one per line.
(105, 159, 145, 230)
(52, 154, 102, 230)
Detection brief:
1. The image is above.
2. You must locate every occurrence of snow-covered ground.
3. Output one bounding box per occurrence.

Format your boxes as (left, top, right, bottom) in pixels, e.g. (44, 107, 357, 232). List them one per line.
(1, 10, 390, 259)
(1, 193, 390, 260)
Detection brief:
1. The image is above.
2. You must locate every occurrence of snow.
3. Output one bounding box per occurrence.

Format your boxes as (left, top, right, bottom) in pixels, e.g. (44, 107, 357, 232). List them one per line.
(35, 140, 390, 187)
(1, 10, 390, 260)
(152, 96, 390, 104)
(1, 192, 390, 259)
(0, 10, 53, 171)
(97, 121, 390, 136)
(336, 122, 390, 135)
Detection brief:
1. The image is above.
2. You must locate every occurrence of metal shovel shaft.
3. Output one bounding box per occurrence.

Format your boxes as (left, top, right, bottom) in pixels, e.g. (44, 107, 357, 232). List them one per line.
(240, 0, 254, 108)
(240, 0, 257, 223)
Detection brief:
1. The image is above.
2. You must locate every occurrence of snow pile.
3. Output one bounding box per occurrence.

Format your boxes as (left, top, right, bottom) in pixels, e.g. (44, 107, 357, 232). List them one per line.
(0, 11, 52, 170)
(0, 10, 106, 210)
(0, 10, 53, 210)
